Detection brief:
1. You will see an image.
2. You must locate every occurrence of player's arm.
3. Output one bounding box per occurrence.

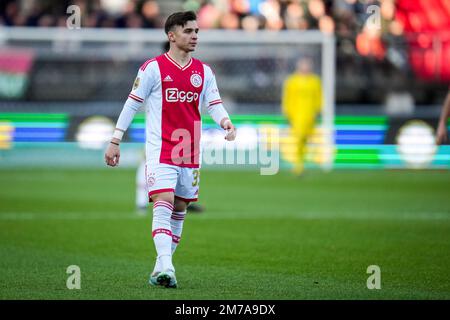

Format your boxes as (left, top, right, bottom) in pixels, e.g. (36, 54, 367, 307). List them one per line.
(436, 90, 450, 144)
(203, 65, 236, 141)
(105, 65, 153, 167)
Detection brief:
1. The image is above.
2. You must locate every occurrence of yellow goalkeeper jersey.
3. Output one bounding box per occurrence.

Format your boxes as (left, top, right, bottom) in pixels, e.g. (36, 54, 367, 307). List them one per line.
(282, 73, 322, 126)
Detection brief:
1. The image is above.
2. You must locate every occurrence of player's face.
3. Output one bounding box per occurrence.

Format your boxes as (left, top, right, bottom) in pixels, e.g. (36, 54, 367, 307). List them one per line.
(171, 20, 199, 52)
(297, 58, 313, 74)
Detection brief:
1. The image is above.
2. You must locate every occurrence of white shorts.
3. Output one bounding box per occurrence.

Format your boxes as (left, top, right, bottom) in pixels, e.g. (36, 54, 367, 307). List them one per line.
(145, 162, 200, 203)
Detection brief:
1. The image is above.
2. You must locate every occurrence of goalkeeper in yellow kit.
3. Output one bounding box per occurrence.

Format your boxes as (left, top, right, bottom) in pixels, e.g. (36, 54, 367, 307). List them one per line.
(282, 57, 322, 175)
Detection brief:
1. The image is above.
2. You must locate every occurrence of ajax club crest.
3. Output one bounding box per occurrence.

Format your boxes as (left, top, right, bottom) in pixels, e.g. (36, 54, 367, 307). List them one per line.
(190, 73, 202, 88)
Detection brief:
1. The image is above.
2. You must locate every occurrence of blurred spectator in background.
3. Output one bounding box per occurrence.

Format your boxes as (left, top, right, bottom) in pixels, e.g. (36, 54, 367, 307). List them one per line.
(436, 90, 450, 145)
(0, 0, 339, 33)
(0, 0, 405, 50)
(356, 25, 385, 60)
(282, 57, 322, 176)
(0, 0, 164, 28)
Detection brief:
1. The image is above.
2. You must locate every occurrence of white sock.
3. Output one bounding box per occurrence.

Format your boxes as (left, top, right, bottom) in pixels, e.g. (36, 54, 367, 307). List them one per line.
(171, 211, 186, 254)
(152, 210, 187, 273)
(152, 201, 175, 272)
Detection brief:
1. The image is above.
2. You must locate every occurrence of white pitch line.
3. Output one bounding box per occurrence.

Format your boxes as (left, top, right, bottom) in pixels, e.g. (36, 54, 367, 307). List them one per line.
(192, 212, 450, 221)
(0, 211, 449, 221)
(0, 212, 145, 221)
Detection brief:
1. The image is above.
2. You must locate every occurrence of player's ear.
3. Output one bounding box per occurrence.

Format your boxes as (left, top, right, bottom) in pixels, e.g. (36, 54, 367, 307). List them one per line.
(167, 30, 176, 42)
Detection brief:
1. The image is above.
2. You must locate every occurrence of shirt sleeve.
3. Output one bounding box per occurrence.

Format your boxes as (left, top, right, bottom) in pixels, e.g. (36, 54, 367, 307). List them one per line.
(128, 61, 155, 103)
(116, 61, 155, 131)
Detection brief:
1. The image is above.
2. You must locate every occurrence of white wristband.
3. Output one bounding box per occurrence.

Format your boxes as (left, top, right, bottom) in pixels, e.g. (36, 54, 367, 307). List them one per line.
(112, 129, 124, 140)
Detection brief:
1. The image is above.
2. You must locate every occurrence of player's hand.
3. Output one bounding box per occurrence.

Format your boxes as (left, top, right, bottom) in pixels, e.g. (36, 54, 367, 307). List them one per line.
(222, 119, 236, 141)
(105, 141, 121, 167)
(436, 122, 448, 144)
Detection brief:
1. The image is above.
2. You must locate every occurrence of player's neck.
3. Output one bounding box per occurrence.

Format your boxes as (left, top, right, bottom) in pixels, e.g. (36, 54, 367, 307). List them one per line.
(167, 49, 191, 67)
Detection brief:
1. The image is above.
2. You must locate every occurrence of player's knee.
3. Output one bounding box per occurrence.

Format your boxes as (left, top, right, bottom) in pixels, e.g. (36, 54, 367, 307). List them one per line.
(151, 192, 174, 206)
(174, 198, 189, 212)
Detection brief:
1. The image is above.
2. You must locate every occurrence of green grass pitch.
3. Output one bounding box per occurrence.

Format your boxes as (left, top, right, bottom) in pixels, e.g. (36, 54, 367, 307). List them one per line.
(0, 168, 449, 299)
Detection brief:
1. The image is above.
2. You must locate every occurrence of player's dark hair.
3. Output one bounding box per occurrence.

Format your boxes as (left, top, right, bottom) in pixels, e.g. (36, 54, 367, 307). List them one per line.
(164, 11, 197, 34)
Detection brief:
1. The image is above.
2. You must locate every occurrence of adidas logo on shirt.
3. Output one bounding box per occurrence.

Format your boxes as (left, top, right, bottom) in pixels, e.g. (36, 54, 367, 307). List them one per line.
(163, 75, 173, 82)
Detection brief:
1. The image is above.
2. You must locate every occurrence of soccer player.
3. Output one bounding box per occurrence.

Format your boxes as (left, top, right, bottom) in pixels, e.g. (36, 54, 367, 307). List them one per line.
(134, 41, 206, 216)
(282, 57, 322, 176)
(105, 11, 236, 288)
(436, 90, 450, 144)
